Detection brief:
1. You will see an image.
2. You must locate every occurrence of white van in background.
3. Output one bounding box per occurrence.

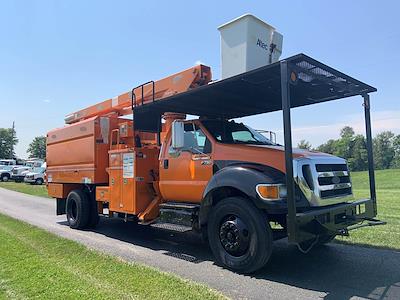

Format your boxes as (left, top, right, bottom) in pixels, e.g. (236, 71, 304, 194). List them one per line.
(24, 162, 46, 185)
(0, 159, 16, 166)
(0, 165, 19, 182)
(12, 159, 44, 183)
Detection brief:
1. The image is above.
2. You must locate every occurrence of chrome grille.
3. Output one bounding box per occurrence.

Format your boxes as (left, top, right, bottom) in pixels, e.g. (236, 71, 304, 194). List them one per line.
(316, 164, 347, 172)
(316, 164, 352, 199)
(294, 157, 354, 206)
(320, 187, 352, 198)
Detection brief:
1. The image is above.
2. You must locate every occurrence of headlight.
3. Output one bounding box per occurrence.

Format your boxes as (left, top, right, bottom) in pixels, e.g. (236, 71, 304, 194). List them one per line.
(256, 184, 287, 200)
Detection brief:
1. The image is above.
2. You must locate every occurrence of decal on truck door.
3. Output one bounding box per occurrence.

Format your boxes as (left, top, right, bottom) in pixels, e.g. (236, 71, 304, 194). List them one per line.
(123, 152, 134, 179)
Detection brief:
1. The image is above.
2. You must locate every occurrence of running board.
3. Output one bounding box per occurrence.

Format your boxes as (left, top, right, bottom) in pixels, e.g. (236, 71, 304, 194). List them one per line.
(158, 202, 200, 230)
(150, 222, 192, 233)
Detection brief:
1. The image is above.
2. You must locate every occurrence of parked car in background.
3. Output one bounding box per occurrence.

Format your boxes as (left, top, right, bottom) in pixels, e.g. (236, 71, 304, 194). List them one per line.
(0, 159, 16, 166)
(12, 159, 44, 183)
(0, 165, 18, 182)
(12, 168, 31, 182)
(24, 163, 46, 185)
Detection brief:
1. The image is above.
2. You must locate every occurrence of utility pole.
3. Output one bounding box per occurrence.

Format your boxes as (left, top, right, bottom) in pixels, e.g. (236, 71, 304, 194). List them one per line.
(11, 121, 15, 159)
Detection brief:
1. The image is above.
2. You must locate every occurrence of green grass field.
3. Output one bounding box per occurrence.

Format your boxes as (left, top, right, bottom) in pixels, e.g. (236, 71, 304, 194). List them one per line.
(0, 213, 224, 300)
(0, 181, 49, 198)
(336, 168, 400, 250)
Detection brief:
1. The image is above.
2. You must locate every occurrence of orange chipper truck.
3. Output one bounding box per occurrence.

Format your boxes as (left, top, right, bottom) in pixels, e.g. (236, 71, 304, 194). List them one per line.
(47, 15, 384, 273)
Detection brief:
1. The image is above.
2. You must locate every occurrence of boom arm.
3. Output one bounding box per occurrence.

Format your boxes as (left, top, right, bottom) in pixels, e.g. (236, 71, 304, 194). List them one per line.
(65, 65, 212, 124)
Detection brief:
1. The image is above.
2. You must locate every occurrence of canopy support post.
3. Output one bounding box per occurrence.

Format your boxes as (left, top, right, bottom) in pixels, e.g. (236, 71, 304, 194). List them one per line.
(363, 94, 377, 215)
(281, 60, 297, 243)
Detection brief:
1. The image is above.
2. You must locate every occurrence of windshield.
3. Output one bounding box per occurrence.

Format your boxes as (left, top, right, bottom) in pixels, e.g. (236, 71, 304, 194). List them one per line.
(32, 167, 45, 174)
(201, 120, 275, 145)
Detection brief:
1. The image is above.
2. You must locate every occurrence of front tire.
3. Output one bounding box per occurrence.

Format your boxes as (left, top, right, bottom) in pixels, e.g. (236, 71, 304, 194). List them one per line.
(66, 190, 90, 229)
(35, 178, 44, 185)
(207, 197, 272, 273)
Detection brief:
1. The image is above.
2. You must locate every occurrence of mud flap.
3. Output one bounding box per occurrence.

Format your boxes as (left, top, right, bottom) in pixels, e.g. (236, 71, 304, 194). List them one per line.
(56, 198, 66, 215)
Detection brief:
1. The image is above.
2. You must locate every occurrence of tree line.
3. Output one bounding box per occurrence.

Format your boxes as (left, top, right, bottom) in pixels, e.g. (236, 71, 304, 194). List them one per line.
(297, 126, 400, 171)
(1, 125, 399, 171)
(0, 128, 18, 159)
(0, 126, 46, 160)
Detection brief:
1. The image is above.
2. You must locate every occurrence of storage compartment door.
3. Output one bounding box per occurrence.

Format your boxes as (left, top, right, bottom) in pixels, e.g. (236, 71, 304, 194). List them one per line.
(109, 153, 122, 211)
(121, 152, 135, 213)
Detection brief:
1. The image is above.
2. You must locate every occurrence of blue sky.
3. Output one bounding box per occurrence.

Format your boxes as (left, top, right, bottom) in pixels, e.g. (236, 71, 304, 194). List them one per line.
(1, 0, 399, 158)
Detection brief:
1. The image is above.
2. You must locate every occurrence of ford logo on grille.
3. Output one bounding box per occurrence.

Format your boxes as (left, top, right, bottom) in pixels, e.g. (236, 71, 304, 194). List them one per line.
(332, 176, 341, 184)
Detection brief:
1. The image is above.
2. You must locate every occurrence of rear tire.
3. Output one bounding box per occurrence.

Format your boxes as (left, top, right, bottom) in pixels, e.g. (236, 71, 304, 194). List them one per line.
(1, 174, 10, 182)
(207, 197, 272, 274)
(66, 190, 90, 229)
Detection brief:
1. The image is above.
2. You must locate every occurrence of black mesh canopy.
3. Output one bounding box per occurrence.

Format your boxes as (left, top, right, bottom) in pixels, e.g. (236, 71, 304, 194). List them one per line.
(134, 53, 376, 131)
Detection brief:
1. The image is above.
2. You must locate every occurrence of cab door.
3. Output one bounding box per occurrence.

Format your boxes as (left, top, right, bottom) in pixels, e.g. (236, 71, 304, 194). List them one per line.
(159, 122, 213, 203)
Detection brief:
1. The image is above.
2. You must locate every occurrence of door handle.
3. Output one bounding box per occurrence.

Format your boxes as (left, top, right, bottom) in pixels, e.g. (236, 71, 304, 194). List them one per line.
(192, 155, 211, 161)
(163, 159, 169, 169)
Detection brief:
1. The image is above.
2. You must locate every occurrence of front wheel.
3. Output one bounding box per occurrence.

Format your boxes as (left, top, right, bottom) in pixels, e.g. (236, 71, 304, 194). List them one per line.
(207, 197, 273, 274)
(35, 178, 44, 185)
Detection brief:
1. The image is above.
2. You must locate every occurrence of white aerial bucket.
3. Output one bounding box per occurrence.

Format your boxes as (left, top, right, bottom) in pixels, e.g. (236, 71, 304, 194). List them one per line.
(218, 14, 283, 79)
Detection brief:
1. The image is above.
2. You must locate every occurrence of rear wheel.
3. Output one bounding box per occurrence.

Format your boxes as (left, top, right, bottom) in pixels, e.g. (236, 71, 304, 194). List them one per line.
(66, 190, 90, 229)
(1, 174, 10, 182)
(207, 197, 272, 274)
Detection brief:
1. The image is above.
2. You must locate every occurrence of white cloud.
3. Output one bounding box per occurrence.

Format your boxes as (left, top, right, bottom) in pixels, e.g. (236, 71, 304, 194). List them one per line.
(43, 99, 51, 103)
(194, 60, 204, 65)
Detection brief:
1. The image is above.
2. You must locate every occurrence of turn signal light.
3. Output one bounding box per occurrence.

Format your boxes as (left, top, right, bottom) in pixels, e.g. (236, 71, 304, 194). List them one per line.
(256, 184, 279, 200)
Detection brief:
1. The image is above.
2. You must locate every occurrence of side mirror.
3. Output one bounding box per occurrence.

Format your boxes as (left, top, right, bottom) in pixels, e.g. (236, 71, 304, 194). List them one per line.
(171, 121, 185, 150)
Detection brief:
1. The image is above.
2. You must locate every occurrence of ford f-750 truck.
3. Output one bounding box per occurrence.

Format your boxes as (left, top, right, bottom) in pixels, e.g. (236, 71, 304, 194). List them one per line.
(46, 15, 383, 273)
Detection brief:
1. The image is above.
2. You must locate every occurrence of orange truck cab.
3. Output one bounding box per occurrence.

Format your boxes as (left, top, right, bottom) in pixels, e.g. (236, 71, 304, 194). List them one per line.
(47, 53, 384, 273)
